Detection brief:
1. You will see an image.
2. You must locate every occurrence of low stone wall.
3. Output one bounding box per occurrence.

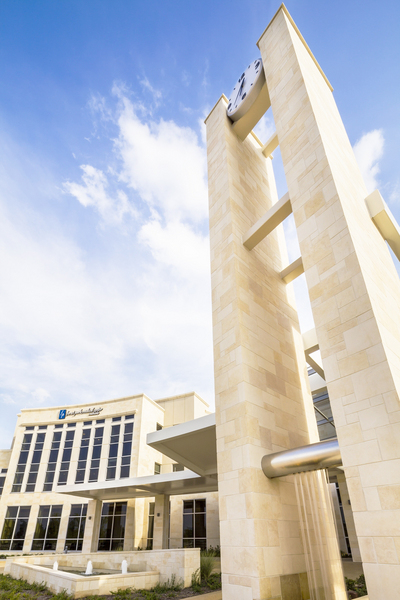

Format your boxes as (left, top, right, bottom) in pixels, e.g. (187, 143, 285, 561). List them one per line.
(6, 561, 159, 598)
(5, 548, 199, 588)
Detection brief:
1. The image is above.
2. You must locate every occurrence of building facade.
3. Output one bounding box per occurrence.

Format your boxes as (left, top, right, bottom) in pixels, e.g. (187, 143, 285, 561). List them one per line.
(0, 392, 219, 555)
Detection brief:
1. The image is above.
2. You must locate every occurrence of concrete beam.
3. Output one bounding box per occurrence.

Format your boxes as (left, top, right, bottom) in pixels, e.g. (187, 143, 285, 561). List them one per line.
(302, 328, 319, 354)
(280, 256, 304, 283)
(243, 192, 292, 250)
(262, 131, 279, 157)
(366, 189, 400, 261)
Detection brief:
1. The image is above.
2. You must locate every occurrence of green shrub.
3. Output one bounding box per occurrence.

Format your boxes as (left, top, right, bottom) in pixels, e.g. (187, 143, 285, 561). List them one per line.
(152, 574, 183, 593)
(200, 554, 214, 582)
(51, 589, 74, 600)
(111, 588, 135, 600)
(345, 574, 367, 597)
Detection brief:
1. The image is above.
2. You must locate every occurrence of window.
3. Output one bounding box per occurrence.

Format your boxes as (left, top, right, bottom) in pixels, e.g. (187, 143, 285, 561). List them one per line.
(89, 427, 103, 482)
(75, 428, 91, 484)
(98, 502, 127, 551)
(43, 431, 62, 491)
(125, 414, 134, 420)
(12, 433, 33, 492)
(25, 431, 46, 492)
(154, 463, 161, 475)
(58, 430, 75, 486)
(65, 504, 87, 552)
(120, 421, 133, 478)
(106, 424, 120, 480)
(173, 464, 184, 472)
(0, 506, 31, 551)
(32, 505, 62, 551)
(146, 502, 155, 550)
(182, 499, 206, 549)
(0, 476, 5, 496)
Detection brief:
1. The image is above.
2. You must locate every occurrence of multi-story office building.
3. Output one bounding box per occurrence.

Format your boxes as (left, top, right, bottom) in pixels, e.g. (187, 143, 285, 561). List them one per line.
(0, 392, 220, 555)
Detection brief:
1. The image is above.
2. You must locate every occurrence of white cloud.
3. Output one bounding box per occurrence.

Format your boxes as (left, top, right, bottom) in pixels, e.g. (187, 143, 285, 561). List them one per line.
(63, 164, 136, 226)
(253, 113, 275, 145)
(115, 96, 208, 223)
(353, 129, 384, 193)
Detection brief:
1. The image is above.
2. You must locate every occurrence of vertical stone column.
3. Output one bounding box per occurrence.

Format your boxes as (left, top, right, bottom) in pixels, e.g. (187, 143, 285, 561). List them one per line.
(85, 499, 102, 553)
(205, 97, 319, 600)
(259, 7, 400, 597)
(153, 494, 169, 550)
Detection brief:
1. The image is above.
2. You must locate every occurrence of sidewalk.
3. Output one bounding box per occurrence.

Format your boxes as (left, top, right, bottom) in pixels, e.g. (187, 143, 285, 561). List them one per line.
(192, 593, 222, 600)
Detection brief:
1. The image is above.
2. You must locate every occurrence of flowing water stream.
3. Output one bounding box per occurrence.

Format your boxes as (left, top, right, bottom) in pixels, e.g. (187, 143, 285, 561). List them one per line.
(294, 469, 347, 600)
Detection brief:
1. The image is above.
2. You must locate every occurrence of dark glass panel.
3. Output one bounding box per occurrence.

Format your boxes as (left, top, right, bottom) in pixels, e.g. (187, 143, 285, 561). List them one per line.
(101, 503, 114, 516)
(37, 433, 46, 443)
(112, 516, 125, 539)
(82, 505, 88, 516)
(109, 445, 118, 458)
(120, 466, 129, 478)
(66, 518, 79, 539)
(97, 539, 110, 551)
(33, 518, 47, 540)
(91, 446, 101, 460)
(122, 442, 131, 456)
(194, 539, 207, 550)
(11, 540, 24, 551)
(195, 513, 206, 538)
(13, 518, 28, 540)
(18, 507, 31, 519)
(31, 539, 44, 551)
(183, 538, 194, 548)
(62, 449, 72, 462)
(0, 541, 11, 550)
(111, 539, 124, 551)
(106, 467, 116, 480)
(75, 471, 85, 483)
(78, 519, 86, 539)
(99, 517, 113, 539)
(58, 471, 68, 484)
(44, 540, 57, 550)
(1, 519, 15, 539)
(70, 505, 82, 517)
(66, 540, 77, 551)
(6, 507, 18, 519)
(125, 422, 134, 433)
(183, 501, 193, 513)
(115, 503, 127, 515)
(51, 505, 62, 517)
(49, 450, 59, 463)
(183, 514, 193, 538)
(66, 431, 75, 441)
(195, 500, 206, 513)
(18, 452, 29, 465)
(46, 518, 60, 539)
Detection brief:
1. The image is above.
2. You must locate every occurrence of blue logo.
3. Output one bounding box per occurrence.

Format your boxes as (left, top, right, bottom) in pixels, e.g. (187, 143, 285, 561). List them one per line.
(59, 410, 66, 420)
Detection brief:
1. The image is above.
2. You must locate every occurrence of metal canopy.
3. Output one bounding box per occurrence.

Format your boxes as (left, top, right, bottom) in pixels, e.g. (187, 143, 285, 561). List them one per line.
(56, 470, 218, 501)
(146, 413, 217, 476)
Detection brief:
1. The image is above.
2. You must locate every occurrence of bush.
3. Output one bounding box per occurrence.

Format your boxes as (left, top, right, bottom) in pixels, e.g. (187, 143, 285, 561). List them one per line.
(200, 554, 214, 582)
(345, 574, 367, 598)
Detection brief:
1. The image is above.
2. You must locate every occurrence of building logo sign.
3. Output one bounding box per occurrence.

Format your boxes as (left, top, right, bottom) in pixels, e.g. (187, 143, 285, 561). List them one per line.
(58, 407, 103, 420)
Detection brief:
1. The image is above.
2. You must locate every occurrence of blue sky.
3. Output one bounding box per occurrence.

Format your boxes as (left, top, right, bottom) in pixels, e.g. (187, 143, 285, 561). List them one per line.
(0, 0, 399, 446)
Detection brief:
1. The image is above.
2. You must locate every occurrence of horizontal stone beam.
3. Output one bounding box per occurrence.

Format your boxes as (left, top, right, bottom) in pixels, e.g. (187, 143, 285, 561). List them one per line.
(262, 131, 279, 157)
(243, 192, 292, 250)
(366, 189, 400, 261)
(302, 328, 319, 354)
(280, 256, 304, 283)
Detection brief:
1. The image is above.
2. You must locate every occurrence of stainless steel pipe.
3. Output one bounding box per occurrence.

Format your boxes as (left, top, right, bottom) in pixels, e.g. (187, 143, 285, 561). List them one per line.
(261, 438, 341, 478)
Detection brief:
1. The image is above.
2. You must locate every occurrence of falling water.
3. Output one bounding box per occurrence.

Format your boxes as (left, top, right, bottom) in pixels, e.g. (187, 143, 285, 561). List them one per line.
(85, 560, 93, 575)
(53, 561, 58, 571)
(294, 469, 347, 600)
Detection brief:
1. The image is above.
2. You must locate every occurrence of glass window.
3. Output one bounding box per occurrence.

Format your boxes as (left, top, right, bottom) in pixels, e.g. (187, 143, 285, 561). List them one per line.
(57, 430, 75, 486)
(31, 505, 62, 551)
(98, 502, 127, 552)
(154, 463, 161, 475)
(125, 414, 135, 420)
(12, 434, 33, 492)
(0, 506, 31, 551)
(182, 499, 206, 550)
(25, 431, 47, 493)
(173, 464, 184, 472)
(0, 477, 5, 496)
(89, 428, 103, 482)
(146, 502, 155, 550)
(75, 429, 91, 484)
(120, 421, 133, 479)
(65, 504, 87, 552)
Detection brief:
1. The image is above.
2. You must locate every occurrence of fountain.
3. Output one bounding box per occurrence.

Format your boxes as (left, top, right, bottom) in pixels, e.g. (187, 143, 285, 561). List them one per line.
(53, 561, 58, 571)
(262, 441, 348, 600)
(121, 559, 128, 574)
(85, 560, 93, 575)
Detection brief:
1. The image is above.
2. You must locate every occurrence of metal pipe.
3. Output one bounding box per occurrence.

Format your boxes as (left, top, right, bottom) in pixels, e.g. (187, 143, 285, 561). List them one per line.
(261, 438, 341, 478)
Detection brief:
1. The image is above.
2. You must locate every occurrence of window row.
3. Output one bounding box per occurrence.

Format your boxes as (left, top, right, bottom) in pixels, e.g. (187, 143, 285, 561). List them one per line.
(10, 417, 134, 493)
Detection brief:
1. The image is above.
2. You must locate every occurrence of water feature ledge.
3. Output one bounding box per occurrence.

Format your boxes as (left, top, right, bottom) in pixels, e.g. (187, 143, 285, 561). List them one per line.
(7, 561, 159, 599)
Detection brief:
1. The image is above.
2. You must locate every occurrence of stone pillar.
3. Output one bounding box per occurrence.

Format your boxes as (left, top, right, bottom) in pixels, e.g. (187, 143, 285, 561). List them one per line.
(153, 495, 169, 550)
(259, 7, 400, 597)
(83, 499, 102, 553)
(205, 96, 320, 600)
(337, 473, 361, 562)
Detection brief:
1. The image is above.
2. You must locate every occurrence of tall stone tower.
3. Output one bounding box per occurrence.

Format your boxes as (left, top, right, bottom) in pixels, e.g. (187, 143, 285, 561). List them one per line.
(206, 5, 400, 600)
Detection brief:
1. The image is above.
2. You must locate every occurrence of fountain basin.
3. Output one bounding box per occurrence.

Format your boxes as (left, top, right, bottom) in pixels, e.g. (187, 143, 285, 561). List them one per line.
(7, 562, 159, 598)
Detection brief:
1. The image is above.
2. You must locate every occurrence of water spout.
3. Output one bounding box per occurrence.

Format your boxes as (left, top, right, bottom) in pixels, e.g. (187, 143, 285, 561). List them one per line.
(85, 560, 93, 575)
(53, 561, 58, 571)
(121, 559, 128, 574)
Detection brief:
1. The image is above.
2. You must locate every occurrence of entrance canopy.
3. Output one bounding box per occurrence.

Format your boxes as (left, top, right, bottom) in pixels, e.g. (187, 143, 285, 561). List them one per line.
(56, 413, 218, 501)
